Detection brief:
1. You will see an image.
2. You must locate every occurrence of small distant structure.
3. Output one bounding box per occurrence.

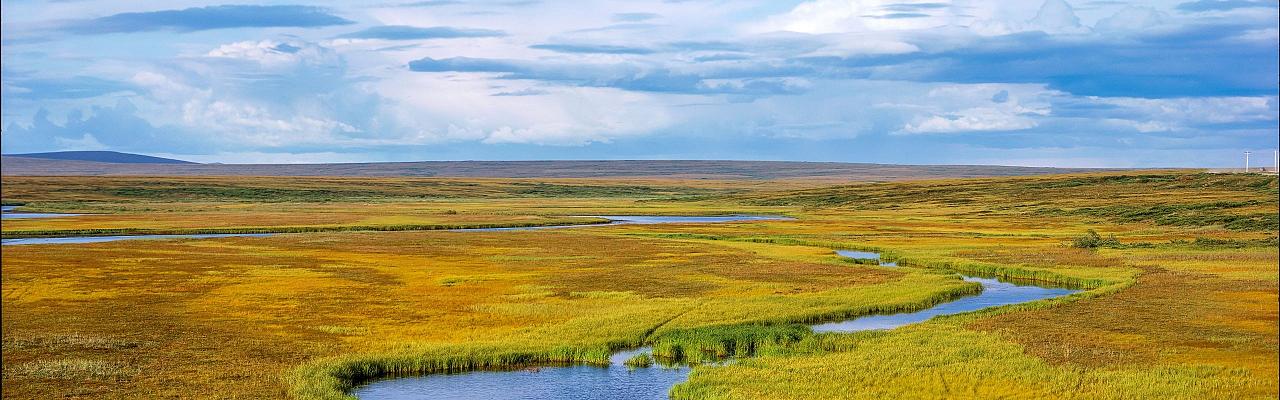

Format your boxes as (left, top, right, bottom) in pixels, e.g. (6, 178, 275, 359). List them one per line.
(1206, 149, 1279, 174)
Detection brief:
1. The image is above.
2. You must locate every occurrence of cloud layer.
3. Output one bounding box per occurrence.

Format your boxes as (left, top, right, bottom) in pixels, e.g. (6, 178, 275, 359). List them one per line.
(2, 0, 1277, 167)
(60, 5, 354, 34)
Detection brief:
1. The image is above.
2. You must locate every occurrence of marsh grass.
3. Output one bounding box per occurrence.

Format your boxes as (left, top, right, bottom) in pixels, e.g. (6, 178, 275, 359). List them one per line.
(624, 353, 654, 368)
(314, 326, 370, 336)
(2, 334, 144, 351)
(630, 232, 1102, 288)
(7, 359, 133, 380)
(3, 172, 1274, 399)
(1039, 201, 1279, 232)
(650, 324, 809, 363)
(287, 345, 614, 399)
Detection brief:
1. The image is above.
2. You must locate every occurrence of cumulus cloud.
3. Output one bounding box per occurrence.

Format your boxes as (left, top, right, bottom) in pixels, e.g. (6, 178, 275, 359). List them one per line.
(1094, 6, 1167, 33)
(1027, 0, 1088, 34)
(896, 84, 1052, 134)
(376, 73, 674, 145)
(2, 101, 191, 153)
(10, 39, 422, 154)
(757, 0, 965, 34)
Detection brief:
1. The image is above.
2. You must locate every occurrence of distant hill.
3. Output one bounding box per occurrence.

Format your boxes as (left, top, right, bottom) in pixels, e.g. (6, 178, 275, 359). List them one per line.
(0, 156, 1123, 180)
(5, 151, 195, 164)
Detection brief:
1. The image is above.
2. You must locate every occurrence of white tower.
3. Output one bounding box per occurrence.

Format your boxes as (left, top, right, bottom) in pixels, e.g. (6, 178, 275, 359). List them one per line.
(1244, 151, 1251, 172)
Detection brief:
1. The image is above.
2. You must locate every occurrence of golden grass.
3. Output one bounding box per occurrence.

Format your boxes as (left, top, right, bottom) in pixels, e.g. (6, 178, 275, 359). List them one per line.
(1, 171, 1275, 399)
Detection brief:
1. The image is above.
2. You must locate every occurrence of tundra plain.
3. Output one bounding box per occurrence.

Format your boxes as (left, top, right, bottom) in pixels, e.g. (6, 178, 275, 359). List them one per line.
(1, 172, 1276, 399)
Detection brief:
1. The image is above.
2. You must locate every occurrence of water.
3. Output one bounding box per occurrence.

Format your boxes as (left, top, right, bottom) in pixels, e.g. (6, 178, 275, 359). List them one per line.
(586, 215, 790, 224)
(360, 347, 689, 400)
(1, 215, 789, 246)
(458, 215, 791, 232)
(1, 205, 83, 219)
(810, 276, 1074, 332)
(353, 250, 1078, 399)
(355, 366, 691, 400)
(1, 233, 273, 246)
(834, 250, 897, 267)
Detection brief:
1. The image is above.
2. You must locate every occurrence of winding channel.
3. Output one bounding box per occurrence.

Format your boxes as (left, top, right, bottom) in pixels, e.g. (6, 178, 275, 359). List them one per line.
(354, 251, 1078, 399)
(0, 205, 83, 220)
(0, 210, 1079, 399)
(0, 215, 788, 246)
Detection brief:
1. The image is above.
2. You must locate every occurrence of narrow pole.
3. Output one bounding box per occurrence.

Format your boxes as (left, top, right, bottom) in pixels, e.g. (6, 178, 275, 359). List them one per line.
(1244, 151, 1251, 173)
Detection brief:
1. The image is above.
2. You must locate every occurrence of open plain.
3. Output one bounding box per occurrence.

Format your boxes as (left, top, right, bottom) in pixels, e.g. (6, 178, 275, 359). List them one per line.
(1, 171, 1276, 399)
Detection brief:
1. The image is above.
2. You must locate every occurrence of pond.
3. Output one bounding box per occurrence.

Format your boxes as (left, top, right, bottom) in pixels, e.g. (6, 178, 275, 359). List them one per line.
(834, 249, 897, 266)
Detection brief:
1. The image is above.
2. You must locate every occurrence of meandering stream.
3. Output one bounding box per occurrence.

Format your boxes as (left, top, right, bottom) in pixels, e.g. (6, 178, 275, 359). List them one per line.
(0, 211, 1079, 399)
(353, 251, 1078, 399)
(0, 205, 83, 220)
(0, 215, 790, 246)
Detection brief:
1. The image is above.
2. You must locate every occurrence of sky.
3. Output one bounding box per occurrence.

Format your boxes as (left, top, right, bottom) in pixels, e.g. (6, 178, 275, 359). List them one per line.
(1, 0, 1277, 167)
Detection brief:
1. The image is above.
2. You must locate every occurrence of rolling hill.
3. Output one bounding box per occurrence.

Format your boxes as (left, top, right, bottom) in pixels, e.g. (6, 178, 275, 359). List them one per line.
(5, 151, 194, 164)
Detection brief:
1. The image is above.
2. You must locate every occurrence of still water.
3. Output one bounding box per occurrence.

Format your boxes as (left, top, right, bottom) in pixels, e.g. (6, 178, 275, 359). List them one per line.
(834, 249, 897, 266)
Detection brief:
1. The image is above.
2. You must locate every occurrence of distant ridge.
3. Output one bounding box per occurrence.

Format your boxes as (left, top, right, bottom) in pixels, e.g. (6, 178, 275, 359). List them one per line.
(0, 156, 1123, 180)
(5, 151, 195, 164)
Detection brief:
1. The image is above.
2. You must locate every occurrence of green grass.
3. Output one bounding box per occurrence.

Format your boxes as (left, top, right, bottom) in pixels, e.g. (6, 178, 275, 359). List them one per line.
(1039, 201, 1278, 231)
(287, 344, 616, 400)
(650, 324, 810, 363)
(669, 324, 1264, 400)
(624, 353, 654, 368)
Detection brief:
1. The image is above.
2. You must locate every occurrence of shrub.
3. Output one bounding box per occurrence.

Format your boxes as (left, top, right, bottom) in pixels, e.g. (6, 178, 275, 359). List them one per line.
(1071, 230, 1121, 249)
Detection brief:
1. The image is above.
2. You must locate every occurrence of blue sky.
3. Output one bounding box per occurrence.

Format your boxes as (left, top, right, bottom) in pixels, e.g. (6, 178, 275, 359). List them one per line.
(1, 0, 1276, 167)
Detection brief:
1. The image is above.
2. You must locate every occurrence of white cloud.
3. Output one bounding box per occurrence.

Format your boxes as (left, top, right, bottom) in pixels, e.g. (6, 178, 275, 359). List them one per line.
(1094, 6, 1167, 33)
(1097, 96, 1279, 126)
(121, 39, 411, 150)
(900, 108, 1039, 133)
(802, 34, 921, 57)
(757, 0, 967, 35)
(379, 72, 675, 145)
(1, 0, 1275, 167)
(1233, 27, 1280, 42)
(896, 83, 1054, 134)
(1027, 0, 1088, 34)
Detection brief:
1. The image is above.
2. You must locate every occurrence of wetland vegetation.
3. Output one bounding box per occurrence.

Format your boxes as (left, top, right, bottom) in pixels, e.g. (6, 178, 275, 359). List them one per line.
(1, 171, 1276, 399)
